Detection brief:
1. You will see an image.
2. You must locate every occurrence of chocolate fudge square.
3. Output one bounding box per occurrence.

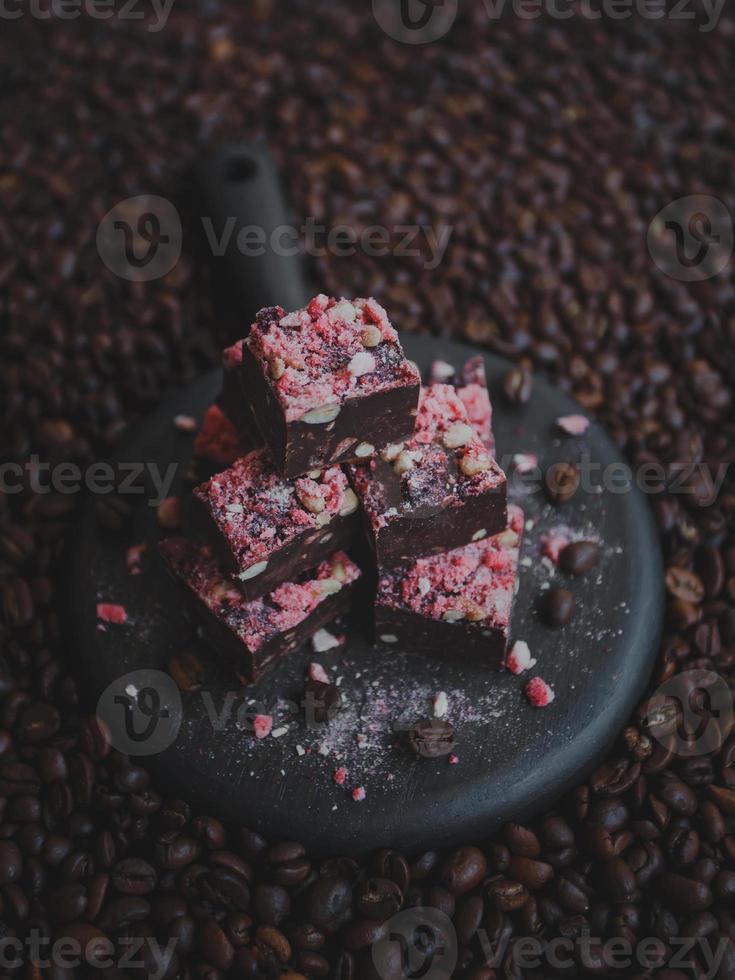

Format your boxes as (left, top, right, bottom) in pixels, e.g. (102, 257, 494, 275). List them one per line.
(374, 505, 524, 667)
(348, 384, 507, 567)
(160, 541, 361, 684)
(428, 356, 494, 451)
(193, 448, 359, 600)
(240, 296, 421, 478)
(218, 339, 263, 447)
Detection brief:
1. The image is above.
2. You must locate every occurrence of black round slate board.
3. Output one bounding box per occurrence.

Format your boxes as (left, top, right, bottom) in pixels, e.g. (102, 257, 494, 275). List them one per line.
(68, 334, 663, 855)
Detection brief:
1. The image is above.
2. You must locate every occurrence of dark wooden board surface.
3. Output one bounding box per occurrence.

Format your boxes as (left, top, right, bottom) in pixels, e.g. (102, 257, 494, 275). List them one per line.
(68, 334, 663, 855)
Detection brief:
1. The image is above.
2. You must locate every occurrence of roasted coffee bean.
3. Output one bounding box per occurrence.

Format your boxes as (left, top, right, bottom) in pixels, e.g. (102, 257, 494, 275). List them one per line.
(356, 877, 402, 920)
(440, 846, 487, 895)
(97, 895, 151, 931)
(427, 884, 455, 918)
(48, 883, 88, 923)
(407, 718, 455, 758)
(455, 894, 484, 944)
(200, 866, 251, 910)
(304, 679, 343, 723)
(287, 922, 325, 951)
(504, 824, 541, 858)
(502, 363, 532, 404)
(253, 883, 291, 926)
(0, 841, 23, 885)
(601, 858, 636, 902)
(656, 873, 712, 914)
(507, 856, 553, 891)
(256, 924, 292, 964)
(199, 919, 235, 971)
(559, 540, 600, 576)
(374, 850, 411, 893)
(540, 587, 576, 627)
(0, 762, 40, 797)
(306, 876, 352, 932)
(546, 462, 579, 504)
(485, 878, 528, 912)
(112, 857, 157, 895)
(341, 917, 388, 951)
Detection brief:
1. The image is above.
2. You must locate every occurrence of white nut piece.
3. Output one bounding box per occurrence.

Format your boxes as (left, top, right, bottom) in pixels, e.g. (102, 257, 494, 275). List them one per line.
(302, 403, 341, 425)
(443, 422, 475, 449)
(382, 442, 404, 462)
(297, 489, 325, 514)
(462, 602, 486, 622)
(361, 325, 382, 348)
(331, 561, 347, 582)
(348, 351, 376, 377)
(497, 528, 520, 548)
(316, 577, 342, 595)
(472, 528, 487, 541)
(394, 449, 422, 475)
(433, 691, 448, 718)
(316, 511, 332, 527)
(354, 441, 375, 458)
(442, 609, 464, 623)
(339, 488, 359, 516)
(238, 560, 268, 581)
(308, 469, 323, 479)
(459, 451, 491, 477)
(269, 356, 285, 380)
(379, 634, 398, 644)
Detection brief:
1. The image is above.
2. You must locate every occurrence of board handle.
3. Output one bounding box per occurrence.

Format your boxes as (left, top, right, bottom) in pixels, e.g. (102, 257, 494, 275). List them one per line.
(195, 143, 311, 344)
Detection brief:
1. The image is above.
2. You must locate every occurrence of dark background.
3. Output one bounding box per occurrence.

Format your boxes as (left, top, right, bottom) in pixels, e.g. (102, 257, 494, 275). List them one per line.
(1, 2, 735, 978)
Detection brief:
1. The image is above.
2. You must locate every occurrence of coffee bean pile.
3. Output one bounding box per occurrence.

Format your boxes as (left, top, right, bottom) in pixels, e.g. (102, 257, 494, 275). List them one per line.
(2, 3, 735, 978)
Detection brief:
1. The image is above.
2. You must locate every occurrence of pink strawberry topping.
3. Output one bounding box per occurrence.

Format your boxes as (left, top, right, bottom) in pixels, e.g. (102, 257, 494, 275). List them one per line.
(246, 295, 419, 422)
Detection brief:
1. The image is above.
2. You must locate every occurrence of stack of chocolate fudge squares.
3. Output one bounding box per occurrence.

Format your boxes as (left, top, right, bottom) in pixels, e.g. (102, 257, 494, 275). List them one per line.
(163, 294, 523, 682)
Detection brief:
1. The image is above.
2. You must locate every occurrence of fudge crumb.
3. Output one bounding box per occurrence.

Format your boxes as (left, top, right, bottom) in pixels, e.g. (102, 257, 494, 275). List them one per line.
(525, 677, 555, 707)
(334, 767, 347, 786)
(96, 603, 127, 625)
(126, 543, 147, 576)
(157, 496, 182, 530)
(512, 453, 538, 474)
(312, 629, 340, 653)
(433, 691, 449, 718)
(253, 715, 273, 739)
(506, 641, 536, 675)
(309, 662, 330, 683)
(174, 414, 197, 432)
(557, 414, 590, 435)
(352, 786, 366, 802)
